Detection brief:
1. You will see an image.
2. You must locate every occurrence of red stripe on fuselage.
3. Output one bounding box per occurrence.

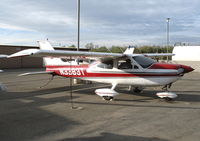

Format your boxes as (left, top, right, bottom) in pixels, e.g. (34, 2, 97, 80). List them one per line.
(46, 65, 180, 78)
(46, 65, 89, 69)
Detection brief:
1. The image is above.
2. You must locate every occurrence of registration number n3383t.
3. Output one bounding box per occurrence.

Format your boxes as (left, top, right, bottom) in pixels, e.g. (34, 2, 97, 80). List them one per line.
(59, 68, 85, 76)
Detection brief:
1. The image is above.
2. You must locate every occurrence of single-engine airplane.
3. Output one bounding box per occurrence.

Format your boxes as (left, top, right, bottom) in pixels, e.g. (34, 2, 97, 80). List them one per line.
(7, 41, 194, 100)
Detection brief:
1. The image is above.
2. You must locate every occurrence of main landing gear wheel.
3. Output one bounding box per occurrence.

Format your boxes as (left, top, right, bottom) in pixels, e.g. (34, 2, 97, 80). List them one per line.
(133, 87, 143, 93)
(103, 96, 114, 101)
(164, 97, 173, 101)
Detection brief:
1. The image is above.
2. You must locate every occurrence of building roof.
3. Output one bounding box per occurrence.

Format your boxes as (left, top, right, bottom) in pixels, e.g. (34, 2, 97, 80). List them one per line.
(0, 44, 89, 51)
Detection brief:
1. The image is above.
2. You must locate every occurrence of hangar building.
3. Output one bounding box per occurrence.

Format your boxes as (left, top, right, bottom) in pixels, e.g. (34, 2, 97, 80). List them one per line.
(0, 45, 89, 69)
(172, 46, 200, 72)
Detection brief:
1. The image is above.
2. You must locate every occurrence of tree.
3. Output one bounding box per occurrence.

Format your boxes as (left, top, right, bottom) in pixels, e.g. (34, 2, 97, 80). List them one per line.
(110, 46, 124, 53)
(85, 43, 94, 49)
(68, 45, 76, 48)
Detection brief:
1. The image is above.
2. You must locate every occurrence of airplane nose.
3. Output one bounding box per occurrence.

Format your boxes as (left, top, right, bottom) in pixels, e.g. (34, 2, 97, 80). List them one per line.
(180, 65, 194, 73)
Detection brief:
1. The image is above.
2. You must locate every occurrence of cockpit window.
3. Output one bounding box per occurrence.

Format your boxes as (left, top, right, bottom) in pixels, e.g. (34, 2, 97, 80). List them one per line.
(61, 58, 73, 62)
(97, 60, 113, 69)
(133, 56, 156, 68)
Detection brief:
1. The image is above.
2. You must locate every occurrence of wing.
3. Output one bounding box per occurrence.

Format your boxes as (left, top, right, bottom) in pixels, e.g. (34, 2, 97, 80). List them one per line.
(7, 48, 174, 63)
(7, 49, 123, 58)
(7, 41, 174, 61)
(143, 53, 175, 57)
(7, 49, 124, 64)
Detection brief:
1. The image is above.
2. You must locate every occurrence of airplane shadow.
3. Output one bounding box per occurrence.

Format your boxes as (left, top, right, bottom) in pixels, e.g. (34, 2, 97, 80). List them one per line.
(134, 89, 200, 103)
(0, 83, 104, 100)
(59, 132, 169, 141)
(59, 85, 200, 110)
(3, 81, 200, 104)
(1, 83, 200, 115)
(72, 84, 200, 103)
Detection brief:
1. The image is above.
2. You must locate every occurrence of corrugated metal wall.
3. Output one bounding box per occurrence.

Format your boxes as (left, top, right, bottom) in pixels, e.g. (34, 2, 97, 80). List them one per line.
(0, 45, 89, 69)
(0, 46, 43, 69)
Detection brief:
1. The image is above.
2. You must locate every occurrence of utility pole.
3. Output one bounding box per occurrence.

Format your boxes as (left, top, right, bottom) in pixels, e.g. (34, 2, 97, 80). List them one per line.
(166, 18, 170, 61)
(77, 0, 80, 52)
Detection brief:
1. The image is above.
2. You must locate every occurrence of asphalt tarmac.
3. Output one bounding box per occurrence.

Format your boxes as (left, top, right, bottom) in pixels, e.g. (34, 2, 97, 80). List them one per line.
(0, 69, 200, 141)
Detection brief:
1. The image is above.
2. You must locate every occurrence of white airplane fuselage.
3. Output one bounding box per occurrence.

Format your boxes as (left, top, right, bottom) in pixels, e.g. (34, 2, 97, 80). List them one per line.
(46, 56, 193, 87)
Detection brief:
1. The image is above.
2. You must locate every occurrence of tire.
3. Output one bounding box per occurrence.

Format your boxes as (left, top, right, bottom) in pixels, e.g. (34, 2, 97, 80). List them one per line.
(103, 96, 114, 101)
(133, 87, 143, 93)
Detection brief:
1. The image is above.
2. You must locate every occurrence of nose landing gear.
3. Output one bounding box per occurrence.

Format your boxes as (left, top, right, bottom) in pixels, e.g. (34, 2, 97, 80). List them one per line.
(157, 83, 178, 101)
(162, 83, 172, 91)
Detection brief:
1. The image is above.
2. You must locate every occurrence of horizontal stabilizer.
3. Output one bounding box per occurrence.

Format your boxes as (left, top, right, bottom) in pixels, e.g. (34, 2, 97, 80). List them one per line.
(0, 55, 8, 58)
(18, 71, 54, 76)
(7, 49, 39, 58)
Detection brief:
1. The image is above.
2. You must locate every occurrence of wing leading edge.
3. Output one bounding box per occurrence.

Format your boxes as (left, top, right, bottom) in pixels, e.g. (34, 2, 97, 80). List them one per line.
(7, 48, 123, 59)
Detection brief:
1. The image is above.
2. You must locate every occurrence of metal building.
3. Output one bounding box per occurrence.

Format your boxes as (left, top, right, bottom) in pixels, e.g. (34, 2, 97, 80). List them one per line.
(172, 46, 200, 72)
(0, 45, 89, 69)
(172, 46, 200, 61)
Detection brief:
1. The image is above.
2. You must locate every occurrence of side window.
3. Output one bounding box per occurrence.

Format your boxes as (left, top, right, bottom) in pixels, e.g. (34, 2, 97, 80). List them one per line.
(61, 58, 73, 62)
(133, 65, 139, 69)
(97, 60, 113, 69)
(118, 59, 133, 69)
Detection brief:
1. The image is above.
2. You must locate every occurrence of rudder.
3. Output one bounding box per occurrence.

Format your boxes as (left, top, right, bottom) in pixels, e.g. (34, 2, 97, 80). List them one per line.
(38, 40, 67, 66)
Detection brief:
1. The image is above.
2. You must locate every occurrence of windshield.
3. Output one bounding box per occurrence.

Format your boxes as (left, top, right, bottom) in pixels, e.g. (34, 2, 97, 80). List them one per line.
(133, 56, 156, 68)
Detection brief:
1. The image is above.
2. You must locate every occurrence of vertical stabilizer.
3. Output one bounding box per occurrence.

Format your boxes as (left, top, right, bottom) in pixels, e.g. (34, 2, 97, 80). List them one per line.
(38, 41, 72, 66)
(123, 46, 135, 54)
(38, 40, 55, 50)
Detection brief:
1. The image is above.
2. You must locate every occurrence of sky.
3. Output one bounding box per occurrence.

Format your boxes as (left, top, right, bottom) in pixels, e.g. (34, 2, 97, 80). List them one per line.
(1, 0, 200, 47)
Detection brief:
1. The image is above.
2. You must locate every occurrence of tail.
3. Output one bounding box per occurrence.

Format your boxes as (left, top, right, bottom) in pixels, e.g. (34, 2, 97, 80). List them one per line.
(123, 46, 135, 54)
(38, 41, 72, 66)
(38, 40, 55, 50)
